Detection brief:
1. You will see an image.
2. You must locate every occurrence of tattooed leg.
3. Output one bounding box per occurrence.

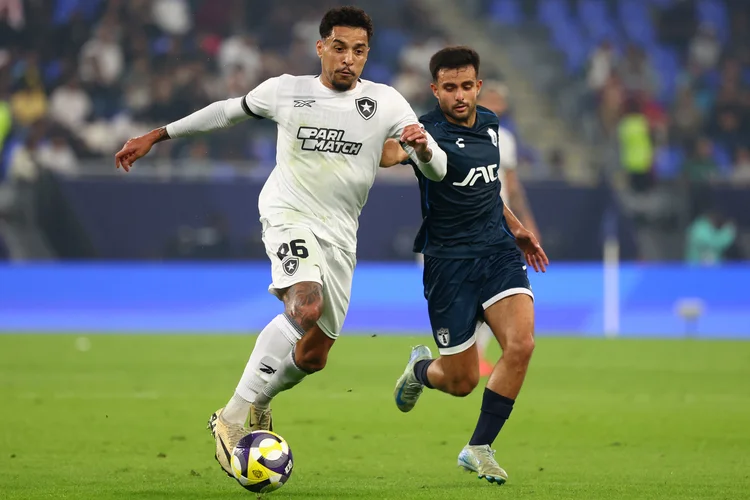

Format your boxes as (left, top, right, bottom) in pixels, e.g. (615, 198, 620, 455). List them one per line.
(251, 282, 334, 409)
(282, 281, 324, 332)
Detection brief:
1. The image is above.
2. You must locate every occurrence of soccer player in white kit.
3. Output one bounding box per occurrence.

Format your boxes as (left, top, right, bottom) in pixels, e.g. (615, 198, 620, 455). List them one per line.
(114, 6, 447, 477)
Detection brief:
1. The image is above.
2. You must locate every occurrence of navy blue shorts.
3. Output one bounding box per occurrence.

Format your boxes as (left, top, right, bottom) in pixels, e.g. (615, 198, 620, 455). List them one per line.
(423, 247, 533, 355)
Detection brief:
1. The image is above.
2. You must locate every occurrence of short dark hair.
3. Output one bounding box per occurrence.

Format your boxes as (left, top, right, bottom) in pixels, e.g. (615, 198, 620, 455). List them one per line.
(319, 6, 374, 42)
(429, 46, 480, 81)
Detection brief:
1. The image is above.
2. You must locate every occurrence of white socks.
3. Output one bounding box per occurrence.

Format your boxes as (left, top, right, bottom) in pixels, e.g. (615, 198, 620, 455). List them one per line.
(223, 314, 303, 425)
(253, 350, 309, 409)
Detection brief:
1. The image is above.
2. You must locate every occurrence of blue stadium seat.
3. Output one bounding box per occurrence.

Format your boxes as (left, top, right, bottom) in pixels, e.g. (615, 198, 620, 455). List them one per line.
(618, 0, 656, 47)
(488, 0, 523, 25)
(712, 144, 733, 175)
(697, 0, 729, 44)
(362, 63, 393, 86)
(538, 0, 571, 27)
(651, 47, 680, 103)
(648, 0, 676, 7)
(372, 28, 409, 68)
(654, 145, 684, 179)
(549, 20, 590, 73)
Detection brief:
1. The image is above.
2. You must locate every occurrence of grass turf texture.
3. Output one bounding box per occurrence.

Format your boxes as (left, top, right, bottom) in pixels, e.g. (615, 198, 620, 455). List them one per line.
(1, 335, 749, 499)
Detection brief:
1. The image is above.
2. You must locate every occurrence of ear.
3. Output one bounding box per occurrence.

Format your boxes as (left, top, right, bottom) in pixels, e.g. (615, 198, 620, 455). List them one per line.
(316, 39, 324, 59)
(476, 79, 483, 95)
(430, 83, 438, 100)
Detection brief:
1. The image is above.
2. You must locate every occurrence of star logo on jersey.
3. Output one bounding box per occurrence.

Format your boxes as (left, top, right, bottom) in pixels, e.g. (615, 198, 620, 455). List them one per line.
(487, 128, 498, 147)
(282, 257, 299, 276)
(355, 97, 377, 120)
(436, 328, 450, 347)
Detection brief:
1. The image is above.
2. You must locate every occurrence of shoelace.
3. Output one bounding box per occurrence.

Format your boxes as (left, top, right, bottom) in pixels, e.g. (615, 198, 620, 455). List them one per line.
(474, 446, 501, 468)
(402, 379, 423, 399)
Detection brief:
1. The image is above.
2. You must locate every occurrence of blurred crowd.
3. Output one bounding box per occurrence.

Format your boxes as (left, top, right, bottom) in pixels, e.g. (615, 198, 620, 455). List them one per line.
(0, 0, 447, 182)
(587, 1, 750, 190)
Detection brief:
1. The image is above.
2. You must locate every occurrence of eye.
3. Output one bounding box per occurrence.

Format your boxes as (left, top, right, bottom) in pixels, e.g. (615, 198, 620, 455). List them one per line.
(356, 49, 364, 56)
(335, 47, 344, 53)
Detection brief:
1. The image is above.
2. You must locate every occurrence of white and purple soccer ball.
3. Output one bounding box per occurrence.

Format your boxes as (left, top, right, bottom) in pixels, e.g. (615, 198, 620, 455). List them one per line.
(231, 430, 294, 493)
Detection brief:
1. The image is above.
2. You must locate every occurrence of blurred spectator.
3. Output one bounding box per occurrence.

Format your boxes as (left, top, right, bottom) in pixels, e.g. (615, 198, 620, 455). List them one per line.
(587, 40, 616, 93)
(707, 105, 744, 156)
(617, 97, 654, 192)
(10, 81, 47, 127)
(689, 23, 721, 71)
(79, 25, 123, 87)
(48, 76, 92, 131)
(152, 0, 192, 36)
(400, 34, 446, 79)
(682, 137, 719, 184)
(0, 79, 11, 155)
(392, 64, 428, 111)
(685, 209, 736, 265)
(218, 32, 262, 87)
(8, 135, 39, 183)
(730, 147, 750, 184)
(671, 86, 704, 145)
(618, 45, 660, 98)
(599, 72, 625, 136)
(36, 135, 78, 176)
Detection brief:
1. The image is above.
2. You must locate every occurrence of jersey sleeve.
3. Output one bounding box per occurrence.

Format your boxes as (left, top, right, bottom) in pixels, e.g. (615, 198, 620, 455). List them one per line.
(243, 76, 282, 120)
(386, 89, 447, 181)
(497, 127, 517, 170)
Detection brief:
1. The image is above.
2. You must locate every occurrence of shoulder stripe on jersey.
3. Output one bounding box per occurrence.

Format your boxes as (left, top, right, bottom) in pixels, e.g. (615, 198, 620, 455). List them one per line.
(241, 96, 264, 120)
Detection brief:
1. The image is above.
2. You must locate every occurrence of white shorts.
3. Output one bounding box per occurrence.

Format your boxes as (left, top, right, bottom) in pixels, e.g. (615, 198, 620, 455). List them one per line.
(261, 221, 356, 340)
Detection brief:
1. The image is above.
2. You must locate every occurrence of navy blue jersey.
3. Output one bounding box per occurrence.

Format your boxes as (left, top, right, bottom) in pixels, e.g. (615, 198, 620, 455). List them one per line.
(411, 105, 516, 258)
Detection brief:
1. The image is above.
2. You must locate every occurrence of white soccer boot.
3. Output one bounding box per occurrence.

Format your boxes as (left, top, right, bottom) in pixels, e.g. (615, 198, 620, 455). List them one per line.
(457, 444, 508, 484)
(393, 345, 432, 412)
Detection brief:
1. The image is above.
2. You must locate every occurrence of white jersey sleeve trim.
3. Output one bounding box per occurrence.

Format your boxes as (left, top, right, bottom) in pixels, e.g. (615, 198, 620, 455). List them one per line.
(497, 127, 517, 170)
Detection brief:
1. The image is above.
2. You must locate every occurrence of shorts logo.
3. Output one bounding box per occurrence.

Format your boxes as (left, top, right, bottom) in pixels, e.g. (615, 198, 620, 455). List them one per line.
(355, 97, 377, 120)
(282, 257, 299, 276)
(436, 328, 450, 347)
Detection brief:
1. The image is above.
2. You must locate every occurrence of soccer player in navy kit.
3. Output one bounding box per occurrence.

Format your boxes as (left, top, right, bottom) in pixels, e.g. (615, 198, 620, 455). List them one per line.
(381, 47, 548, 484)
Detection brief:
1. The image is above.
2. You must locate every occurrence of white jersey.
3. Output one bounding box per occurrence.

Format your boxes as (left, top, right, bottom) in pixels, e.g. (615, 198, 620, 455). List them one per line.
(244, 74, 439, 253)
(497, 126, 517, 203)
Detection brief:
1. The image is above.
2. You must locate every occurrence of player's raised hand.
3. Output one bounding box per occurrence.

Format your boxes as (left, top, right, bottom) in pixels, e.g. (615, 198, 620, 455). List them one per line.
(400, 124, 431, 161)
(115, 127, 169, 172)
(513, 227, 548, 273)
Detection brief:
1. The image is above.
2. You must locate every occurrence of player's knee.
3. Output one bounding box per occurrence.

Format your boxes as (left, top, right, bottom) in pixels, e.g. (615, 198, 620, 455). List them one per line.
(446, 372, 479, 397)
(506, 334, 535, 364)
(294, 344, 329, 373)
(283, 282, 324, 331)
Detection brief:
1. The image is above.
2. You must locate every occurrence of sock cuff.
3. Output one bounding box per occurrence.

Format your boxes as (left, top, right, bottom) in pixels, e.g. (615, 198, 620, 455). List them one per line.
(290, 348, 313, 375)
(277, 314, 304, 342)
(481, 388, 515, 419)
(413, 359, 434, 389)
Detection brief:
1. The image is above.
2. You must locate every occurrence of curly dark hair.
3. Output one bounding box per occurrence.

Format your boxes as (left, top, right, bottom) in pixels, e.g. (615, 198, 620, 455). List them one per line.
(319, 6, 374, 41)
(429, 46, 481, 81)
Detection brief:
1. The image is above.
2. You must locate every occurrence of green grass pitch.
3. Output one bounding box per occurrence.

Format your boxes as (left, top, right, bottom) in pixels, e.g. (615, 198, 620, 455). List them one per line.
(1, 334, 749, 499)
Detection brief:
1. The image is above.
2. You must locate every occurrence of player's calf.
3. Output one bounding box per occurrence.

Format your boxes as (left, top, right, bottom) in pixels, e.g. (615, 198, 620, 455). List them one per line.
(441, 369, 479, 397)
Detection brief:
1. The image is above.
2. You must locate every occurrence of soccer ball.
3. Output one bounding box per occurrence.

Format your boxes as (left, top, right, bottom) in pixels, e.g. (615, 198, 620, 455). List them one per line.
(231, 430, 294, 493)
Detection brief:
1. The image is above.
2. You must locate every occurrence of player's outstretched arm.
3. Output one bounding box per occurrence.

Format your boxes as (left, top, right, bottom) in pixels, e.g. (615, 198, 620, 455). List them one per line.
(115, 96, 253, 172)
(504, 204, 548, 273)
(505, 169, 542, 243)
(380, 138, 410, 168)
(400, 124, 447, 181)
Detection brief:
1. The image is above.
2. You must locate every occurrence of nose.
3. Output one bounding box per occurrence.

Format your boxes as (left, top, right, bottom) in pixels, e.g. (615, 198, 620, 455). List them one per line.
(343, 49, 354, 66)
(456, 88, 465, 101)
